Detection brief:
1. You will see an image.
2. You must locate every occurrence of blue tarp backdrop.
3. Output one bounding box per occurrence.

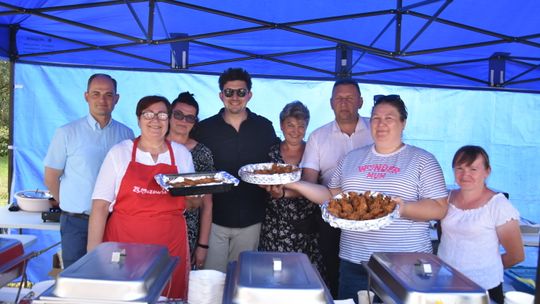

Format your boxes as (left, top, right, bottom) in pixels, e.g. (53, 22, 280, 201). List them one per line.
(1, 0, 540, 282)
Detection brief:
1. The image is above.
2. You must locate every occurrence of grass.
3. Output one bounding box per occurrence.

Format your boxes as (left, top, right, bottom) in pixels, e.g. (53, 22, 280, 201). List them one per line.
(0, 155, 7, 203)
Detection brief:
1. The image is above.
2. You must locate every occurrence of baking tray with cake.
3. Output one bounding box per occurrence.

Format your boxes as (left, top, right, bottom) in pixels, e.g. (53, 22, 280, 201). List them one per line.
(155, 171, 239, 196)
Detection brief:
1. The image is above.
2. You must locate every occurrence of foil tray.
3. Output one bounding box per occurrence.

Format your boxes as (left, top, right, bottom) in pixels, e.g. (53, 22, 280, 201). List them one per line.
(364, 252, 489, 304)
(321, 191, 399, 232)
(155, 171, 239, 196)
(238, 163, 301, 185)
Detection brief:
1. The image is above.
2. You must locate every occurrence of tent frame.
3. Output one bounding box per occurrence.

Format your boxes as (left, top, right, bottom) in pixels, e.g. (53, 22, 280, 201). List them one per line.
(0, 0, 539, 92)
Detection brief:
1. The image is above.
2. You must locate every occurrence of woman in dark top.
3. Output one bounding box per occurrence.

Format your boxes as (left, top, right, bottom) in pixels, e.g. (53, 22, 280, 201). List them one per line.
(167, 91, 215, 269)
(258, 101, 324, 276)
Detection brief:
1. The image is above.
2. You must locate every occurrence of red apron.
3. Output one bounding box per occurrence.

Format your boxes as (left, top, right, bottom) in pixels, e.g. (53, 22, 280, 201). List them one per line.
(104, 137, 189, 299)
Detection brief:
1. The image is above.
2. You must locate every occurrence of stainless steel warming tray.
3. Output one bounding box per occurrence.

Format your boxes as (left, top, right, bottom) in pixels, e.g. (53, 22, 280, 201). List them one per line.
(0, 237, 33, 288)
(222, 251, 333, 304)
(34, 242, 178, 304)
(364, 252, 489, 304)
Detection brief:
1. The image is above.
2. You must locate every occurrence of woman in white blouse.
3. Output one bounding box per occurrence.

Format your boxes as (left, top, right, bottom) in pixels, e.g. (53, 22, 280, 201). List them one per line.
(87, 95, 201, 300)
(438, 145, 524, 304)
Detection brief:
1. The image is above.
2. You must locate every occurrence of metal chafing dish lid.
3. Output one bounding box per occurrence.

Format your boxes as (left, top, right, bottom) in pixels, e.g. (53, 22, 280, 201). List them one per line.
(364, 252, 489, 304)
(36, 242, 177, 303)
(223, 251, 333, 304)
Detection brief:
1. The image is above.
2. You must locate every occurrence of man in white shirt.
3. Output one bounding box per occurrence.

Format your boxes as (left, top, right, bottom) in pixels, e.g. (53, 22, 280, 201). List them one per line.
(300, 78, 373, 297)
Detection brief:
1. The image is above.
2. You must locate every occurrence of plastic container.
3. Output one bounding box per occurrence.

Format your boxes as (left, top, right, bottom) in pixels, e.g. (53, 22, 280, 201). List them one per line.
(504, 291, 534, 304)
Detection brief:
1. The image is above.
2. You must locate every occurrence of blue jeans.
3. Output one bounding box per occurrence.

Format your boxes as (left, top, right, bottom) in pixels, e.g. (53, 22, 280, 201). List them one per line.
(60, 214, 89, 268)
(338, 259, 370, 303)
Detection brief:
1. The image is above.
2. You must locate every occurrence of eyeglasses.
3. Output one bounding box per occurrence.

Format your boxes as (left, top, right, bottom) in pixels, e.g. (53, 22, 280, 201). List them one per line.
(373, 94, 401, 103)
(172, 110, 197, 123)
(223, 88, 248, 98)
(141, 111, 169, 121)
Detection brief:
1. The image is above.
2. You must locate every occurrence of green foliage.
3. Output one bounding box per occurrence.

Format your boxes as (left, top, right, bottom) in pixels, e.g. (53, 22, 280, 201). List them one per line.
(0, 126, 7, 156)
(0, 60, 9, 127)
(0, 60, 9, 201)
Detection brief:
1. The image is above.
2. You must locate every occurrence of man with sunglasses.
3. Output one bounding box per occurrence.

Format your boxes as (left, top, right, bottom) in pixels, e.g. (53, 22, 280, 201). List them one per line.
(192, 68, 279, 272)
(300, 78, 373, 297)
(44, 74, 134, 268)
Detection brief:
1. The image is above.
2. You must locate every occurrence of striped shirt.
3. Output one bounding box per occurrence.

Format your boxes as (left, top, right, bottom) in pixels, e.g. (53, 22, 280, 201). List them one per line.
(328, 144, 447, 263)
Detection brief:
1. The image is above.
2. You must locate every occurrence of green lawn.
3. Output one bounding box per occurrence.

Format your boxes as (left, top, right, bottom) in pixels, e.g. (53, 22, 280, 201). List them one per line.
(0, 155, 8, 203)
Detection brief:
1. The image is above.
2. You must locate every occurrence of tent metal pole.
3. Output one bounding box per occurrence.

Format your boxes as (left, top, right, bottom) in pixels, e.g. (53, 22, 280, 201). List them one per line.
(400, 0, 451, 53)
(395, 1, 403, 54)
(125, 0, 149, 39)
(409, 11, 540, 49)
(7, 24, 17, 203)
(0, 2, 142, 42)
(147, 0, 155, 42)
(0, 0, 143, 15)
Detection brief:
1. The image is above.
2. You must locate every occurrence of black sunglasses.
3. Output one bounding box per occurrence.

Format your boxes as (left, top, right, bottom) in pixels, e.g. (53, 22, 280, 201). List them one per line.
(172, 110, 197, 123)
(373, 94, 401, 103)
(223, 88, 248, 98)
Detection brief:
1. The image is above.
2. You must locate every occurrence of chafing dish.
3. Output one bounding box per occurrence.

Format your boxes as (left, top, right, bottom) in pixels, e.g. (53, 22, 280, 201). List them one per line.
(34, 242, 178, 304)
(0, 237, 33, 287)
(364, 252, 489, 304)
(223, 251, 333, 304)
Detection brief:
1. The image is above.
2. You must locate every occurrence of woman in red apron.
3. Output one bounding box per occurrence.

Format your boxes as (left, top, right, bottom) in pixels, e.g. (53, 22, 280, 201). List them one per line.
(88, 96, 199, 300)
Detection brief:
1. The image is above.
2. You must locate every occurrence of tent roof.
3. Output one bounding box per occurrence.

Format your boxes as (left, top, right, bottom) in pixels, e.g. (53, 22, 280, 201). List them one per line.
(1, 0, 539, 92)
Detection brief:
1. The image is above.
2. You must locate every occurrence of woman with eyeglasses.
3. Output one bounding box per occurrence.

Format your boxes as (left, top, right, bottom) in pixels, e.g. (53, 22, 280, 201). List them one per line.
(88, 95, 201, 300)
(438, 146, 524, 304)
(167, 91, 215, 270)
(258, 101, 325, 276)
(277, 95, 448, 301)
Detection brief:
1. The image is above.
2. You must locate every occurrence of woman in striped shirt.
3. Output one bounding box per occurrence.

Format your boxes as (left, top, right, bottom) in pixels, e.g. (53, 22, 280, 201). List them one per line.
(282, 94, 448, 302)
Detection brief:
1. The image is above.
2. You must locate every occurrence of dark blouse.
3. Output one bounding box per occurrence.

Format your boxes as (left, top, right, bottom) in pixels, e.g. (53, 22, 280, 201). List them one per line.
(258, 143, 325, 276)
(185, 142, 215, 257)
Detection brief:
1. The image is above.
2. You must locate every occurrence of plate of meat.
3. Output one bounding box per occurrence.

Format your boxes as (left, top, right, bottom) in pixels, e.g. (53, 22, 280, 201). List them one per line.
(155, 171, 239, 196)
(238, 162, 301, 185)
(321, 191, 399, 231)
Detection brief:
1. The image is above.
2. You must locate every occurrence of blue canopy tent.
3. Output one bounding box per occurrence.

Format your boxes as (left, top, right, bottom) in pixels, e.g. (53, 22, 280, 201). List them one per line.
(0, 0, 539, 282)
(1, 0, 539, 90)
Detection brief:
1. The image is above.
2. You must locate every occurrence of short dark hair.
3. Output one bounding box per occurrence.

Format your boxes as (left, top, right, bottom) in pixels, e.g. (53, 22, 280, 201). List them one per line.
(452, 145, 491, 170)
(87, 73, 117, 92)
(136, 95, 171, 118)
(332, 78, 361, 96)
(372, 95, 408, 121)
(171, 91, 199, 116)
(218, 68, 252, 91)
(279, 100, 310, 125)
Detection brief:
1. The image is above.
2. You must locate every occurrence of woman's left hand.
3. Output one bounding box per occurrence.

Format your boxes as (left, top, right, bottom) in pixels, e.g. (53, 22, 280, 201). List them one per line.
(393, 197, 405, 216)
(259, 184, 284, 199)
(193, 246, 208, 269)
(186, 194, 204, 209)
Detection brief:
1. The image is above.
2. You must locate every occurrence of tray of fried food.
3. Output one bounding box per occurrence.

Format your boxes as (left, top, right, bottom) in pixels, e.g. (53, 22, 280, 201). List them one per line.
(238, 162, 301, 185)
(321, 191, 399, 231)
(155, 171, 239, 196)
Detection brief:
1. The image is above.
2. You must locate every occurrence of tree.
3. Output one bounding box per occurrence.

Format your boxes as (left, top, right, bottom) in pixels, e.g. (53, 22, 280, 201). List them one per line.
(0, 60, 10, 156)
(0, 60, 9, 127)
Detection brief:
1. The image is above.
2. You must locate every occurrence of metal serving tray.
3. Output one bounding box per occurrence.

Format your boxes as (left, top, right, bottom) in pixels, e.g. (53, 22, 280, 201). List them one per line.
(364, 252, 489, 304)
(0, 237, 33, 288)
(35, 242, 177, 304)
(155, 171, 239, 196)
(222, 251, 333, 304)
